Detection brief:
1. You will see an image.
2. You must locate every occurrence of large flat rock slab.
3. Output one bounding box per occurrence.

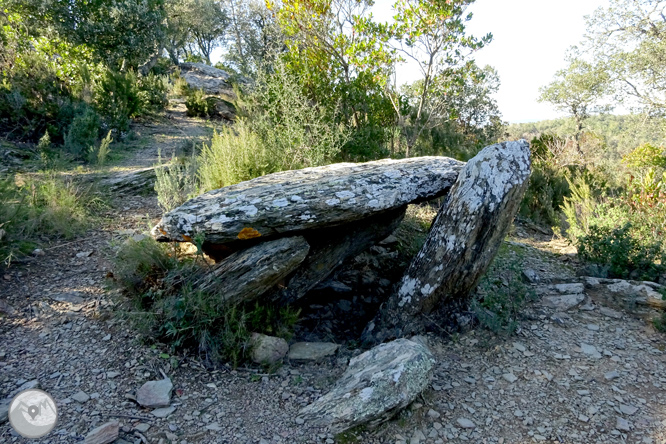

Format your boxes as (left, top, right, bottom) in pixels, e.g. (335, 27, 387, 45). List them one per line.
(152, 157, 464, 244)
(299, 338, 435, 434)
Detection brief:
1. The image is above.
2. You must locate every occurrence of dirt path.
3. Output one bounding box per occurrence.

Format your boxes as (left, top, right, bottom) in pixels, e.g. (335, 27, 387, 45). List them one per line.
(2, 112, 666, 444)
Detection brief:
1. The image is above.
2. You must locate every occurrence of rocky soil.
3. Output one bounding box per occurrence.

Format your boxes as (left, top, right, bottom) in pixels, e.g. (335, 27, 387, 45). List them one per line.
(2, 111, 666, 444)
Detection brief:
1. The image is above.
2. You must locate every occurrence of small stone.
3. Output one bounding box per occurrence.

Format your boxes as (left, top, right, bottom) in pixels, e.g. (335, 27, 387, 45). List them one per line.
(616, 416, 631, 431)
(503, 373, 518, 383)
(84, 421, 119, 444)
(102, 334, 111, 341)
(151, 406, 176, 418)
(51, 292, 85, 304)
(72, 391, 90, 403)
(587, 324, 600, 331)
(580, 343, 602, 359)
(288, 342, 340, 361)
(137, 378, 173, 408)
(106, 371, 120, 379)
(512, 342, 526, 352)
(522, 268, 539, 283)
(579, 414, 589, 422)
(457, 418, 475, 429)
(295, 417, 305, 425)
(620, 404, 638, 415)
(599, 306, 622, 319)
(32, 248, 45, 256)
(542, 294, 585, 311)
(427, 409, 440, 419)
(205, 423, 222, 431)
(76, 250, 94, 258)
(605, 370, 620, 380)
(514, 410, 523, 417)
(250, 333, 288, 365)
(135, 423, 150, 433)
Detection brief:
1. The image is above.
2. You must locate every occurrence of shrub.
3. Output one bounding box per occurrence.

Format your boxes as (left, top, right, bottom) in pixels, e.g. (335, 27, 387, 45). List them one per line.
(94, 69, 143, 132)
(64, 105, 101, 158)
(154, 150, 199, 212)
(184, 88, 216, 118)
(472, 243, 537, 335)
(92, 131, 113, 166)
(0, 171, 99, 266)
(138, 73, 169, 112)
(113, 237, 300, 367)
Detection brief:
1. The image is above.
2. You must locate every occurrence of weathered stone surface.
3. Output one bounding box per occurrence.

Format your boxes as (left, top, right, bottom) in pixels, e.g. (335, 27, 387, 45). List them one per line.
(0, 398, 9, 424)
(583, 277, 666, 309)
(195, 236, 310, 305)
(100, 166, 163, 193)
(250, 333, 289, 365)
(209, 96, 237, 121)
(136, 378, 173, 408)
(269, 208, 405, 305)
(84, 421, 119, 444)
(288, 342, 340, 361)
(541, 294, 586, 311)
(299, 338, 435, 434)
(178, 62, 237, 98)
(364, 141, 531, 341)
(151, 157, 464, 244)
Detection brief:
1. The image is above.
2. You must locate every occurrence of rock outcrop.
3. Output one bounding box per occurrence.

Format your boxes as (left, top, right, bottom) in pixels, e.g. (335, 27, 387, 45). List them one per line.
(178, 63, 237, 99)
(299, 338, 435, 433)
(152, 157, 464, 245)
(364, 141, 531, 342)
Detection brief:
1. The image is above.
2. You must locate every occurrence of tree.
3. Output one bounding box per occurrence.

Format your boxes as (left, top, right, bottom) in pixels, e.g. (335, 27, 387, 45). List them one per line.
(189, 0, 228, 65)
(538, 56, 610, 154)
(585, 0, 666, 114)
(387, 0, 491, 157)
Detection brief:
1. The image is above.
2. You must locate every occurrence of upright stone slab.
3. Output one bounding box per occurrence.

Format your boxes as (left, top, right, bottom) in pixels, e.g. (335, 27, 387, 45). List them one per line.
(364, 140, 531, 342)
(299, 338, 435, 433)
(151, 157, 463, 245)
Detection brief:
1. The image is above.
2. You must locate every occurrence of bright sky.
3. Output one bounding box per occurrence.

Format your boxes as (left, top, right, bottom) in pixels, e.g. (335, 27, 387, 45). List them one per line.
(372, 0, 609, 123)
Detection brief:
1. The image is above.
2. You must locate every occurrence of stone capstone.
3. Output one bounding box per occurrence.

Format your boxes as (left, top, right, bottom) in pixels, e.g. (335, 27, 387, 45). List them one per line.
(151, 157, 464, 245)
(299, 338, 435, 434)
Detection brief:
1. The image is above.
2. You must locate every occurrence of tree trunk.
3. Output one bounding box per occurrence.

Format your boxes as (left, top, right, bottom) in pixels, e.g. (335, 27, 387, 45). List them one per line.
(362, 140, 532, 344)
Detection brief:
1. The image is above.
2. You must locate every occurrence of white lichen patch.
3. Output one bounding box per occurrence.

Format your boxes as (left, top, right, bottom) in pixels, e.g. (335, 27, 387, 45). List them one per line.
(398, 277, 419, 307)
(392, 363, 405, 382)
(335, 190, 356, 199)
(290, 195, 303, 202)
(359, 387, 374, 401)
(326, 198, 340, 206)
(367, 199, 380, 208)
(272, 198, 289, 207)
(238, 205, 258, 217)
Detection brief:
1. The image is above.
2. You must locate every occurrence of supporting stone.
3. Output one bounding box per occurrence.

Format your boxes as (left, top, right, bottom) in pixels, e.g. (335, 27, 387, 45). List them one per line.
(363, 140, 531, 343)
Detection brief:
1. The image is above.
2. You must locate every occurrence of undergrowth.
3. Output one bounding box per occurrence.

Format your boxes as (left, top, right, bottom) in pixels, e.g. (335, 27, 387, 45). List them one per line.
(472, 242, 537, 335)
(112, 237, 300, 368)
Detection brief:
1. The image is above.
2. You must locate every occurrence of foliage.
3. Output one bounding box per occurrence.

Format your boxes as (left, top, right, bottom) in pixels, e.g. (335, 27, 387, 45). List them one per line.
(622, 143, 666, 170)
(155, 150, 200, 212)
(94, 69, 144, 132)
(113, 237, 300, 367)
(93, 131, 113, 166)
(472, 243, 536, 335)
(184, 89, 217, 118)
(0, 171, 98, 266)
(64, 106, 102, 159)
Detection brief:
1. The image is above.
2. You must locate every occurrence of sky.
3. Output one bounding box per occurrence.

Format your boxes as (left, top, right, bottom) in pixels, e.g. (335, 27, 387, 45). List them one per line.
(372, 0, 609, 123)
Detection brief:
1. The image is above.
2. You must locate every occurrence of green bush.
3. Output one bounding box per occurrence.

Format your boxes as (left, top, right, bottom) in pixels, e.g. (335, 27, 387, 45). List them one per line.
(184, 89, 216, 118)
(113, 237, 300, 367)
(0, 171, 100, 266)
(64, 105, 101, 158)
(472, 243, 537, 335)
(94, 69, 143, 132)
(154, 150, 199, 212)
(138, 73, 169, 112)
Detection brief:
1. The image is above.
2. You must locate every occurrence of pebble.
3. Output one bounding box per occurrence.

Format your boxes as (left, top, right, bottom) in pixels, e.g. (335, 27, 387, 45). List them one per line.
(502, 373, 518, 383)
(457, 418, 475, 429)
(72, 390, 90, 403)
(616, 417, 631, 431)
(605, 370, 620, 380)
(137, 378, 173, 408)
(152, 406, 176, 418)
(84, 421, 119, 444)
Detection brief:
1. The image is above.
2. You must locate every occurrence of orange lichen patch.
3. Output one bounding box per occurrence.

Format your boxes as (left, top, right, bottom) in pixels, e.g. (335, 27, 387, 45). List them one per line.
(238, 227, 262, 240)
(182, 235, 192, 242)
(158, 227, 168, 236)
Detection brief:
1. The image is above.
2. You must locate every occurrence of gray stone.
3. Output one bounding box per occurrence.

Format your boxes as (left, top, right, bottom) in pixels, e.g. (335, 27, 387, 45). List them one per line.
(599, 306, 623, 319)
(620, 404, 638, 415)
(178, 63, 238, 98)
(151, 406, 176, 418)
(580, 343, 602, 359)
(605, 370, 620, 380)
(553, 283, 585, 294)
(0, 299, 16, 316)
(541, 294, 585, 311)
(136, 378, 173, 408)
(288, 342, 340, 361)
(84, 421, 119, 444)
(457, 418, 476, 429)
(194, 236, 310, 305)
(0, 398, 9, 424)
(152, 157, 464, 244)
(364, 140, 531, 340)
(502, 373, 518, 383)
(250, 333, 288, 365)
(51, 292, 85, 304)
(135, 423, 150, 433)
(616, 416, 631, 431)
(299, 338, 435, 434)
(522, 268, 539, 283)
(72, 391, 90, 403)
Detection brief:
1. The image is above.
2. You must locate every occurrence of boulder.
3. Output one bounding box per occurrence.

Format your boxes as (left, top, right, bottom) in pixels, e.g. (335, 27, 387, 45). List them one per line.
(195, 236, 310, 305)
(364, 141, 531, 341)
(250, 333, 289, 365)
(178, 63, 236, 99)
(299, 338, 435, 434)
(100, 166, 163, 193)
(136, 378, 173, 408)
(152, 157, 464, 244)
